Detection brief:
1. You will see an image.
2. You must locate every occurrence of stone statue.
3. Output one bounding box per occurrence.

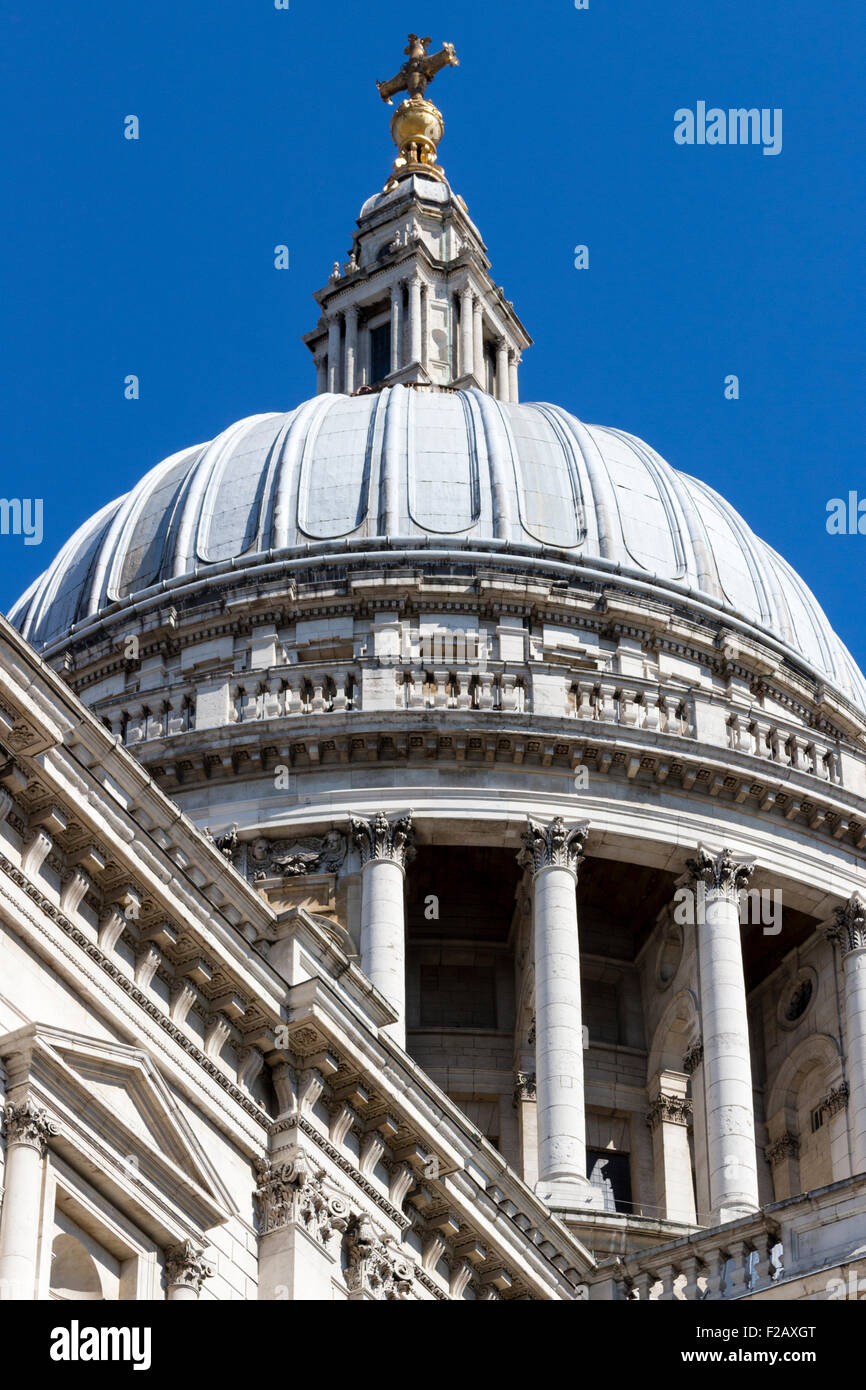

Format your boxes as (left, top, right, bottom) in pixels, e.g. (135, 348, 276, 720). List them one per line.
(377, 34, 459, 105)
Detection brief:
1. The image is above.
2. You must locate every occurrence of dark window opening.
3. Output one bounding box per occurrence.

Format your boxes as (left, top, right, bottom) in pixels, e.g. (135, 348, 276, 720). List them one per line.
(587, 1149, 632, 1213)
(370, 322, 391, 385)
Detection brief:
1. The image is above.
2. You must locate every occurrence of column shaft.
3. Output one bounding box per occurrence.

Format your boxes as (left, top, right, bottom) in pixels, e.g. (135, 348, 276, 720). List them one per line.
(327, 316, 342, 393)
(495, 338, 510, 402)
(534, 864, 588, 1189)
(509, 352, 520, 404)
(360, 858, 407, 1047)
(845, 950, 866, 1172)
(460, 288, 474, 379)
(390, 285, 402, 375)
(689, 847, 760, 1222)
(831, 896, 866, 1173)
(409, 278, 423, 366)
(351, 811, 415, 1050)
(473, 301, 484, 382)
(344, 306, 359, 395)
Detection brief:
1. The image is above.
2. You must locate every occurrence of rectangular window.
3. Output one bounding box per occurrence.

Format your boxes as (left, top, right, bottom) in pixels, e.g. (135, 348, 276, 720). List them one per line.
(587, 1149, 633, 1213)
(370, 322, 391, 385)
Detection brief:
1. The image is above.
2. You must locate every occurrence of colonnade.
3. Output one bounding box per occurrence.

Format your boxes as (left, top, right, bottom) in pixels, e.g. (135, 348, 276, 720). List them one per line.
(317, 277, 521, 399)
(347, 811, 866, 1222)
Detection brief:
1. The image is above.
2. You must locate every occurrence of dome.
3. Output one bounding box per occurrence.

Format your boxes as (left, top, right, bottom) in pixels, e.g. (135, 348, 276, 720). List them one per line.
(10, 386, 866, 710)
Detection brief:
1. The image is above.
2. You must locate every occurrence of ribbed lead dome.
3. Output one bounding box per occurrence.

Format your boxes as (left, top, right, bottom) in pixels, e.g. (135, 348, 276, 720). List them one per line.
(10, 386, 866, 709)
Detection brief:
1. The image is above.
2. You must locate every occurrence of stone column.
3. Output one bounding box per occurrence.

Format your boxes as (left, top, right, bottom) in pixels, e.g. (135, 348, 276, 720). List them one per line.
(408, 276, 423, 367)
(390, 283, 403, 375)
(314, 350, 327, 395)
(164, 1240, 213, 1301)
(344, 304, 359, 395)
(327, 315, 342, 394)
(350, 811, 415, 1048)
(686, 845, 760, 1221)
(0, 1098, 57, 1300)
(495, 337, 510, 402)
(520, 818, 597, 1209)
(827, 893, 866, 1174)
(509, 350, 521, 404)
(473, 299, 485, 383)
(647, 1073, 695, 1224)
(460, 286, 474, 379)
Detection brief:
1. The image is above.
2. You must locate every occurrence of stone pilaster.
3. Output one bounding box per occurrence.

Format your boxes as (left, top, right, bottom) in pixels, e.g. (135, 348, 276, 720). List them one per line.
(685, 845, 760, 1222)
(254, 1150, 352, 1301)
(519, 817, 598, 1210)
(826, 893, 866, 1174)
(350, 811, 415, 1048)
(646, 1074, 695, 1224)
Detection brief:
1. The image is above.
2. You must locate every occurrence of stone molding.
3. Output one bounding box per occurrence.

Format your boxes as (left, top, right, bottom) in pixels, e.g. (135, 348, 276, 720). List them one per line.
(164, 1239, 214, 1294)
(2, 1097, 59, 1154)
(685, 844, 755, 901)
(518, 817, 588, 877)
(350, 810, 415, 868)
(826, 894, 866, 955)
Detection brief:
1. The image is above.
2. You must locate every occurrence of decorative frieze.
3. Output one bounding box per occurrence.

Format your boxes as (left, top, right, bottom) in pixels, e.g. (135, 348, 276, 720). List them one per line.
(164, 1239, 214, 1295)
(2, 1097, 58, 1153)
(685, 845, 755, 901)
(826, 894, 866, 955)
(518, 817, 588, 876)
(237, 830, 348, 882)
(646, 1095, 692, 1130)
(350, 810, 415, 868)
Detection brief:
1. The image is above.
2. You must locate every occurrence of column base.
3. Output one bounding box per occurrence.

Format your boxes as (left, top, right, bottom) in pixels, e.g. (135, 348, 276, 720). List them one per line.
(535, 1177, 604, 1212)
(713, 1202, 761, 1226)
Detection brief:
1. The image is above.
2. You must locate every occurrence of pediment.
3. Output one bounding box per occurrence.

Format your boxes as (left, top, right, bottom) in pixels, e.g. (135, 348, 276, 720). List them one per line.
(0, 1024, 235, 1237)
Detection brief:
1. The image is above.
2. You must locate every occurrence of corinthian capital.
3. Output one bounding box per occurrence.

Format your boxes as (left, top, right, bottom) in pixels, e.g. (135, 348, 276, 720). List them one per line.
(3, 1098, 58, 1154)
(350, 810, 416, 868)
(164, 1240, 214, 1295)
(826, 893, 866, 955)
(685, 844, 754, 901)
(519, 817, 588, 877)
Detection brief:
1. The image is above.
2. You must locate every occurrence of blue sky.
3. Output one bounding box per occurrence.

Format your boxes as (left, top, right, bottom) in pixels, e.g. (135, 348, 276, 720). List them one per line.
(1, 0, 864, 668)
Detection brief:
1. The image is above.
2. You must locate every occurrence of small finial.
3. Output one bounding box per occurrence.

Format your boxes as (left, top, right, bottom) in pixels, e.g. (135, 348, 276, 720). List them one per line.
(376, 34, 460, 190)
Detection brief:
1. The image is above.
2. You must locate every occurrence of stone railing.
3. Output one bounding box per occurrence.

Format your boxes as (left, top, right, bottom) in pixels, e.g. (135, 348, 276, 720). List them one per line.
(566, 679, 694, 738)
(726, 711, 842, 785)
(606, 1176, 866, 1300)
